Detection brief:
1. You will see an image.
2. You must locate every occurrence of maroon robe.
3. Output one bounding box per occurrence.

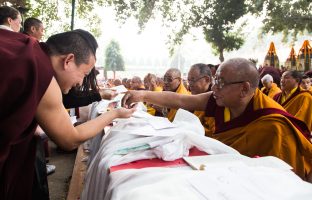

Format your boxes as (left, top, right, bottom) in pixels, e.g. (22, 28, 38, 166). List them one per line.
(205, 92, 310, 139)
(0, 29, 54, 200)
(204, 90, 312, 178)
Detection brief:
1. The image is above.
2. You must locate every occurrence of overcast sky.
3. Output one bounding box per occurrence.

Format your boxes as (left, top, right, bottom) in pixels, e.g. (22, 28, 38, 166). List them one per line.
(74, 6, 312, 74)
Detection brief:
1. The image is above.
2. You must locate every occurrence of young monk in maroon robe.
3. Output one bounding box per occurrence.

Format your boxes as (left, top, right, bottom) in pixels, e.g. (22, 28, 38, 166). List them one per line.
(122, 58, 312, 181)
(0, 29, 136, 200)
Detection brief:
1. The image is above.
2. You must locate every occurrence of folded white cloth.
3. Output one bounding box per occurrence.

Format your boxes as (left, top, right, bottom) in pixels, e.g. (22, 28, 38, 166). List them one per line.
(81, 109, 238, 200)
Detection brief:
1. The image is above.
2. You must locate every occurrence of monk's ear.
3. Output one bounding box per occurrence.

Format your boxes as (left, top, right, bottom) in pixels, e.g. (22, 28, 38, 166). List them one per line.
(30, 26, 37, 33)
(7, 17, 13, 24)
(204, 76, 211, 83)
(240, 82, 251, 97)
(150, 79, 156, 85)
(63, 53, 75, 71)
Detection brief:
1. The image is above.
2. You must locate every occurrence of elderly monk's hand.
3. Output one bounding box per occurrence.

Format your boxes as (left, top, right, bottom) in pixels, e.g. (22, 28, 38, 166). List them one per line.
(121, 90, 144, 108)
(99, 89, 118, 100)
(113, 106, 137, 118)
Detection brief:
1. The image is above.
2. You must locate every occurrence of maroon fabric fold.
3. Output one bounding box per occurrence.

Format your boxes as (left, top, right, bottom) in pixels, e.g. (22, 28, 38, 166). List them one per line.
(0, 29, 54, 200)
(273, 86, 310, 106)
(205, 95, 311, 140)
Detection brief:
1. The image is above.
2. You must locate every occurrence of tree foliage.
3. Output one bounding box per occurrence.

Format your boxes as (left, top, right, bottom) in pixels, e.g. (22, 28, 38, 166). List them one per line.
(0, 0, 25, 7)
(248, 0, 312, 41)
(104, 39, 125, 78)
(102, 0, 312, 61)
(103, 0, 248, 62)
(2, 0, 311, 61)
(23, 0, 59, 36)
(193, 1, 247, 61)
(0, 0, 103, 39)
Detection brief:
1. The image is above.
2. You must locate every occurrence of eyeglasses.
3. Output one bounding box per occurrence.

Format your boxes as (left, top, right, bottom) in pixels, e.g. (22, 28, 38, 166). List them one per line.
(213, 76, 245, 89)
(163, 77, 179, 83)
(187, 76, 206, 84)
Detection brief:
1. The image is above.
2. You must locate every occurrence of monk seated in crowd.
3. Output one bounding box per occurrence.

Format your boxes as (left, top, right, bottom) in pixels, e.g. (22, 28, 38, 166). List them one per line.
(143, 73, 163, 116)
(162, 68, 190, 121)
(260, 74, 281, 99)
(122, 58, 312, 181)
(301, 75, 312, 92)
(187, 63, 215, 136)
(273, 70, 312, 132)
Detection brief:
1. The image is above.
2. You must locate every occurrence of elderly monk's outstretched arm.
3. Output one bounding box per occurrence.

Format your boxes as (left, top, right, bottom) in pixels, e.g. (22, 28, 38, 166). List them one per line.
(122, 90, 212, 112)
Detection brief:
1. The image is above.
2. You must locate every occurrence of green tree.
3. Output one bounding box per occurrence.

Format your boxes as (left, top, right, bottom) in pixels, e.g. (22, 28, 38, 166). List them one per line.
(100, 0, 312, 61)
(0, 0, 103, 39)
(104, 40, 125, 79)
(193, 1, 247, 61)
(24, 0, 59, 36)
(0, 0, 26, 7)
(4, 0, 310, 59)
(103, 0, 248, 62)
(248, 0, 312, 41)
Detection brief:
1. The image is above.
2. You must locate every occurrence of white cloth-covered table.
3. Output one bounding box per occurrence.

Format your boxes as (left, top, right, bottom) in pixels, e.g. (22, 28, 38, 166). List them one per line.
(81, 109, 312, 200)
(84, 101, 148, 165)
(106, 163, 312, 200)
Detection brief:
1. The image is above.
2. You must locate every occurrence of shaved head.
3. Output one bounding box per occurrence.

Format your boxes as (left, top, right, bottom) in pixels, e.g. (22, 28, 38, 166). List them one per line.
(131, 76, 144, 90)
(132, 76, 142, 83)
(163, 68, 182, 92)
(219, 58, 259, 89)
(190, 63, 212, 77)
(166, 68, 181, 78)
(149, 73, 157, 82)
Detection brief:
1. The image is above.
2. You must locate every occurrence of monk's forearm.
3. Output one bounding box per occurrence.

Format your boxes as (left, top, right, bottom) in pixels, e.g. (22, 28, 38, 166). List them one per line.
(73, 111, 118, 144)
(50, 107, 137, 151)
(54, 112, 117, 151)
(142, 91, 185, 109)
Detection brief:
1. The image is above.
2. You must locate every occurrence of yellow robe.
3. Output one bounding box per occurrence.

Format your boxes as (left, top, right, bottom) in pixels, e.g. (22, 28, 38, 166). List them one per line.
(275, 87, 312, 132)
(260, 83, 281, 99)
(154, 86, 163, 92)
(208, 89, 312, 179)
(147, 86, 163, 116)
(193, 111, 215, 137)
(167, 83, 190, 121)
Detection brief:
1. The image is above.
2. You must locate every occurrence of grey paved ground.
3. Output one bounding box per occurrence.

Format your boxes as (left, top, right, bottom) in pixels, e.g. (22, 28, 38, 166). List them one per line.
(47, 141, 76, 200)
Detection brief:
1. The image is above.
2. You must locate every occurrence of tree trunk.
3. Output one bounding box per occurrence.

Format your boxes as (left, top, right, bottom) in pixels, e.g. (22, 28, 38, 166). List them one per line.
(71, 0, 76, 30)
(113, 71, 116, 79)
(104, 68, 107, 79)
(219, 48, 224, 62)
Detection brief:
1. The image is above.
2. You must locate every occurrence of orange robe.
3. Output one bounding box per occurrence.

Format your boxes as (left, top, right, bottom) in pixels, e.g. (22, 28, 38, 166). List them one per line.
(193, 84, 215, 136)
(193, 111, 215, 137)
(206, 89, 312, 179)
(137, 85, 146, 90)
(274, 87, 312, 132)
(167, 83, 190, 121)
(147, 87, 163, 116)
(260, 83, 281, 99)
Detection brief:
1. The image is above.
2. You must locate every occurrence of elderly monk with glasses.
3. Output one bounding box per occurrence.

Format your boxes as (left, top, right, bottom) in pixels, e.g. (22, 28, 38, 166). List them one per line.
(162, 68, 190, 121)
(187, 63, 215, 136)
(122, 58, 312, 181)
